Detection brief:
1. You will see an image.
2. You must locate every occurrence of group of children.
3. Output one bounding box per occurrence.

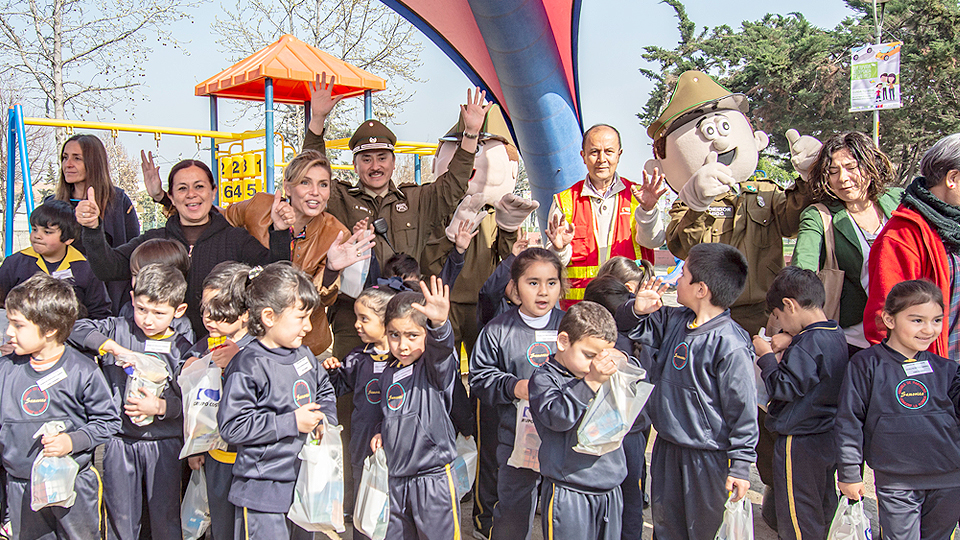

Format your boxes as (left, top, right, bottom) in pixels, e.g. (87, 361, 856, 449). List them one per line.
(0, 196, 958, 540)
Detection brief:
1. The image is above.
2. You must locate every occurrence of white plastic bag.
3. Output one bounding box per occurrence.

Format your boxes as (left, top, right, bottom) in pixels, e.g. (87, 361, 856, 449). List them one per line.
(574, 353, 654, 456)
(451, 434, 478, 498)
(714, 496, 754, 540)
(288, 421, 345, 533)
(755, 329, 771, 410)
(181, 468, 210, 540)
(507, 400, 541, 472)
(828, 498, 873, 540)
(121, 352, 169, 427)
(30, 421, 80, 511)
(355, 448, 390, 540)
(177, 353, 227, 458)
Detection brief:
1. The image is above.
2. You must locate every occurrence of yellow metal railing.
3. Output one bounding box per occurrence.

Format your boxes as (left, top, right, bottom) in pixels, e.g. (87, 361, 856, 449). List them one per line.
(23, 117, 255, 146)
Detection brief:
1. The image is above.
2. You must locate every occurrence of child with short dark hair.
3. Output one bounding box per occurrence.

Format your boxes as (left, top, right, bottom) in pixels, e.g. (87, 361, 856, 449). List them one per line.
(120, 238, 194, 342)
(218, 262, 337, 539)
(528, 300, 625, 540)
(0, 273, 119, 538)
(616, 242, 757, 540)
(835, 279, 960, 540)
(0, 200, 111, 319)
(752, 266, 848, 540)
(368, 276, 462, 540)
(69, 263, 193, 540)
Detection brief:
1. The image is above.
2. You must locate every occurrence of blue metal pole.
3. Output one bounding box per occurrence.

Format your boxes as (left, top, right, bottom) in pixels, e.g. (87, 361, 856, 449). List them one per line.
(414, 155, 421, 185)
(364, 90, 373, 120)
(6, 108, 16, 255)
(210, 96, 219, 205)
(265, 78, 275, 194)
(14, 105, 34, 221)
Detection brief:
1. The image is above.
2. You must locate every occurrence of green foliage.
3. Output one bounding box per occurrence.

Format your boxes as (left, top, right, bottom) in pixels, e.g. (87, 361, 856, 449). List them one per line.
(639, 0, 960, 183)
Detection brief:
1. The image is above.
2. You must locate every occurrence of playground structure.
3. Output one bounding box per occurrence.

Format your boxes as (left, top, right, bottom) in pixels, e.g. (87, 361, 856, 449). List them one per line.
(4, 34, 438, 256)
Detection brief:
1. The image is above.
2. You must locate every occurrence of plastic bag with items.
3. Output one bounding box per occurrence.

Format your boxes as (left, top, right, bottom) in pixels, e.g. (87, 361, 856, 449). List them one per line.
(827, 498, 872, 540)
(121, 352, 170, 427)
(177, 353, 227, 459)
(355, 447, 390, 540)
(451, 434, 478, 498)
(574, 350, 654, 456)
(507, 400, 541, 472)
(181, 467, 210, 540)
(31, 421, 80, 511)
(714, 496, 754, 540)
(288, 420, 345, 533)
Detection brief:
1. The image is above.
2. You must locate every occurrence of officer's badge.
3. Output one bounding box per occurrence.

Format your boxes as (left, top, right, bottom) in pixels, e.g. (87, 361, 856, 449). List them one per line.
(369, 137, 377, 143)
(757, 195, 765, 207)
(396, 202, 408, 212)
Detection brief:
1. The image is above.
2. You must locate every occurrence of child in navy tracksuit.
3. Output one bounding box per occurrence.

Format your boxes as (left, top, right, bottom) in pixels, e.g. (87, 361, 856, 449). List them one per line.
(0, 200, 111, 319)
(218, 262, 337, 540)
(616, 243, 757, 540)
(0, 274, 120, 540)
(752, 267, 848, 540)
(835, 280, 960, 540)
(368, 276, 461, 540)
(181, 261, 255, 540)
(470, 248, 564, 540)
(528, 301, 626, 540)
(69, 263, 192, 540)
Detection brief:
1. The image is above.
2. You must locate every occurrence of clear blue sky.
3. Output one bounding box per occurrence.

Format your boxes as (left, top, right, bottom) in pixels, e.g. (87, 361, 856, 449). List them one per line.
(105, 0, 859, 179)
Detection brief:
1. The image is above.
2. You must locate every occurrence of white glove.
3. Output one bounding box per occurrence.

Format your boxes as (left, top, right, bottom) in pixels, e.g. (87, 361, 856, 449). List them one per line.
(445, 193, 487, 242)
(786, 129, 822, 183)
(677, 153, 738, 212)
(493, 193, 540, 232)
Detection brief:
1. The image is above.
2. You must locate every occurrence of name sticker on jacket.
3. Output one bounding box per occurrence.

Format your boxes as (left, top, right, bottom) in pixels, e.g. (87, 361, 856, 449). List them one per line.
(37, 367, 67, 391)
(394, 365, 414, 381)
(903, 360, 933, 377)
(535, 330, 558, 342)
(294, 357, 313, 376)
(373, 362, 386, 374)
(51, 269, 73, 281)
(144, 340, 171, 355)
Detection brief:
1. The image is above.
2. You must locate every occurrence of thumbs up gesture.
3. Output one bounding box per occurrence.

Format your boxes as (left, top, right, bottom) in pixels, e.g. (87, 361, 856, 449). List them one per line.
(271, 188, 296, 232)
(75, 187, 101, 228)
(677, 152, 737, 212)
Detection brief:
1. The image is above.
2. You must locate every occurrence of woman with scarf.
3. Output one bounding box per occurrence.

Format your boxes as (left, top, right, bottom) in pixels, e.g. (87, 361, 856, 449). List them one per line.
(792, 132, 901, 355)
(864, 133, 960, 359)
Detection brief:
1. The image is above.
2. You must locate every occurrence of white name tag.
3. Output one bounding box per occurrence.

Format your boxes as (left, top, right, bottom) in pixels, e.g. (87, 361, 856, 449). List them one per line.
(294, 357, 313, 376)
(535, 330, 558, 342)
(394, 365, 413, 381)
(51, 269, 73, 281)
(373, 362, 386, 374)
(37, 367, 67, 391)
(144, 340, 171, 354)
(903, 360, 933, 377)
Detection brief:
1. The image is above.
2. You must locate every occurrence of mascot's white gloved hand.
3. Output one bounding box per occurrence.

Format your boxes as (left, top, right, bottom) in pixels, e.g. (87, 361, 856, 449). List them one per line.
(786, 129, 822, 183)
(677, 152, 738, 212)
(446, 193, 488, 242)
(494, 193, 540, 232)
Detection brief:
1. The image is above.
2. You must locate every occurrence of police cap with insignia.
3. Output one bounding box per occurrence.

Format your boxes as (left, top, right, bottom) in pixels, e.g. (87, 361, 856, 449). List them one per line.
(349, 120, 397, 155)
(647, 70, 748, 141)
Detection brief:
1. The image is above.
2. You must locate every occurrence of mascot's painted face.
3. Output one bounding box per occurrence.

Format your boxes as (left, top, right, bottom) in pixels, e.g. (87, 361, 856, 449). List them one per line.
(434, 138, 519, 203)
(651, 110, 769, 193)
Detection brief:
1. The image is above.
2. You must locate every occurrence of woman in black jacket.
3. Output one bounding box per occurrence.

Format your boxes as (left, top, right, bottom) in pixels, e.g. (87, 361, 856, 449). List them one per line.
(77, 159, 290, 334)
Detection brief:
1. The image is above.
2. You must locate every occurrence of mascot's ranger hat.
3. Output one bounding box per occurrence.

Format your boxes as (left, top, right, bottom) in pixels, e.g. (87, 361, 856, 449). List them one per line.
(439, 104, 517, 147)
(647, 71, 749, 141)
(349, 119, 397, 154)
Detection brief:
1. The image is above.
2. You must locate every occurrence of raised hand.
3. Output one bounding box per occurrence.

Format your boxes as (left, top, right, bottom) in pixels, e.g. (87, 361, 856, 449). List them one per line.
(454, 217, 482, 254)
(511, 230, 530, 257)
(494, 193, 539, 232)
(141, 150, 164, 202)
(271, 188, 296, 232)
(786, 129, 823, 183)
(412, 275, 450, 326)
(631, 167, 668, 212)
(633, 278, 668, 315)
(75, 186, 101, 228)
(445, 193, 487, 243)
(353, 217, 371, 236)
(461, 87, 492, 135)
(325, 229, 376, 271)
(308, 72, 343, 134)
(545, 212, 575, 251)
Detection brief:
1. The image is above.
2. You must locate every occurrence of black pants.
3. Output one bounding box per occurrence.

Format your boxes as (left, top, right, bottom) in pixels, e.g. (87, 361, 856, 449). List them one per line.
(7, 466, 104, 540)
(492, 443, 539, 540)
(540, 480, 622, 540)
(773, 432, 838, 540)
(621, 428, 648, 540)
(650, 438, 728, 540)
(471, 396, 499, 537)
(876, 485, 960, 540)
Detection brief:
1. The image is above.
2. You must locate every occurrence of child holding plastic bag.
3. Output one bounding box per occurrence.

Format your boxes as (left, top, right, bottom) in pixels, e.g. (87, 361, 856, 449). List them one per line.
(469, 247, 564, 540)
(180, 262, 254, 540)
(69, 263, 192, 540)
(0, 274, 120, 538)
(218, 263, 337, 540)
(368, 276, 462, 540)
(835, 280, 960, 539)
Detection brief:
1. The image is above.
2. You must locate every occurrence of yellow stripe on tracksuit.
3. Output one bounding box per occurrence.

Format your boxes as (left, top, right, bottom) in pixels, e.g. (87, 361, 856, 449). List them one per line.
(785, 435, 802, 539)
(91, 466, 105, 536)
(243, 507, 250, 540)
(445, 463, 462, 539)
(547, 482, 557, 540)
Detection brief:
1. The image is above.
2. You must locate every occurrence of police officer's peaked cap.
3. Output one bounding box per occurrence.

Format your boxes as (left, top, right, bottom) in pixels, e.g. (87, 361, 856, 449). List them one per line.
(439, 104, 516, 148)
(349, 120, 397, 154)
(647, 70, 749, 141)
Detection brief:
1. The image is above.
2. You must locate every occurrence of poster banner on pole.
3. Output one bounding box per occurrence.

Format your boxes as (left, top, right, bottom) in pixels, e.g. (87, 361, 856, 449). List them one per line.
(850, 41, 902, 112)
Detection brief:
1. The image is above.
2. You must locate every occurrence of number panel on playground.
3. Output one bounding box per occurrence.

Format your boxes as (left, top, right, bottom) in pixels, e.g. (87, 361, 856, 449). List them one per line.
(218, 152, 265, 206)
